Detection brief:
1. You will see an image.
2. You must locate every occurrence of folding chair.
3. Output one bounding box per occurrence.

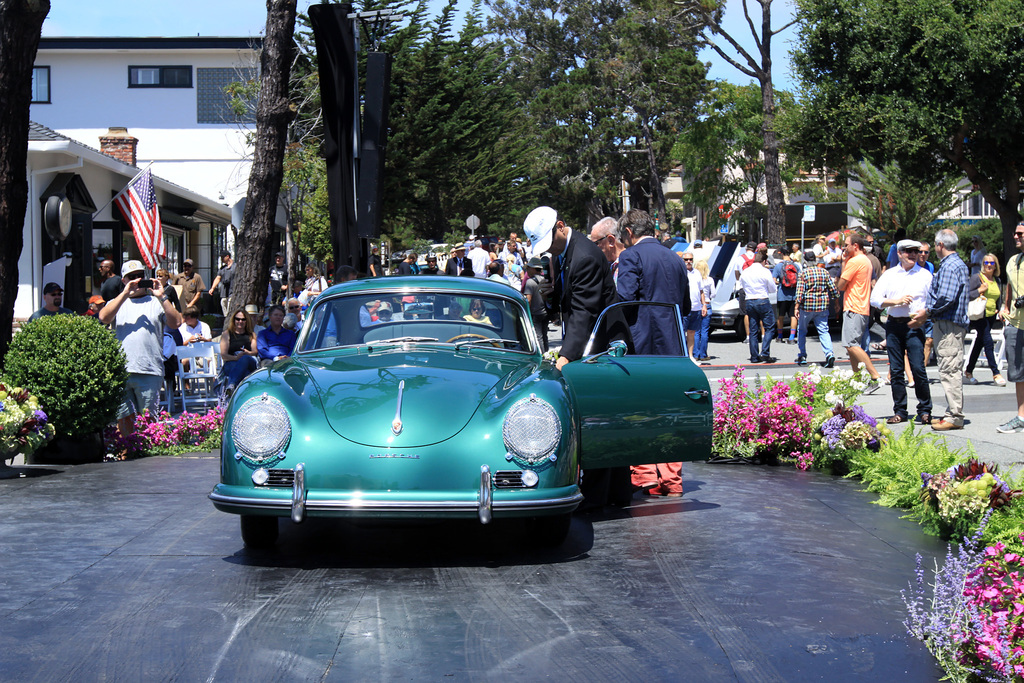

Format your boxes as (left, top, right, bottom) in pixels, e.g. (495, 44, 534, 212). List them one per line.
(175, 342, 220, 412)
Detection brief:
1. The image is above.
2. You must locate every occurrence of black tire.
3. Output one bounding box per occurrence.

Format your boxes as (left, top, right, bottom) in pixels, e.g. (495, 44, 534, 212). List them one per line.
(240, 515, 279, 549)
(525, 513, 572, 548)
(732, 317, 746, 341)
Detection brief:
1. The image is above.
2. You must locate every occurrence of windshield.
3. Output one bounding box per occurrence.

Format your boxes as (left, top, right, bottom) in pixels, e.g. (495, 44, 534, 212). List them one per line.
(298, 290, 537, 353)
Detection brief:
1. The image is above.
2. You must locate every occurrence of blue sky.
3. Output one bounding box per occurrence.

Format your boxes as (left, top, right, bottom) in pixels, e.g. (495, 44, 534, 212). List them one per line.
(42, 0, 797, 90)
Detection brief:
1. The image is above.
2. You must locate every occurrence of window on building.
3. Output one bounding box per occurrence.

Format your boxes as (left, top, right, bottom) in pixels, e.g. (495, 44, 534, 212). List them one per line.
(197, 67, 257, 124)
(31, 66, 50, 103)
(128, 66, 192, 88)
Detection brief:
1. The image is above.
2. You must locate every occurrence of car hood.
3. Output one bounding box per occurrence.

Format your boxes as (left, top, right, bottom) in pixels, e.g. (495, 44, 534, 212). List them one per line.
(299, 348, 541, 447)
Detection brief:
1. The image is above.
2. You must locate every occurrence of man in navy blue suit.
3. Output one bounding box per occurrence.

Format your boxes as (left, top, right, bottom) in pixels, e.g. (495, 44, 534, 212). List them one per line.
(615, 208, 689, 497)
(615, 208, 691, 356)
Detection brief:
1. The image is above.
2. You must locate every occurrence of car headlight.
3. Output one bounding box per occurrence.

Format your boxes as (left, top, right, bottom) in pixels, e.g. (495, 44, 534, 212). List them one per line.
(503, 396, 561, 465)
(231, 393, 291, 464)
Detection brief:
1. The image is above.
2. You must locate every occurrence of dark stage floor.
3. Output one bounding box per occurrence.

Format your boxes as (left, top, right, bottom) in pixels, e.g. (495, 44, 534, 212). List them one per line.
(0, 455, 945, 681)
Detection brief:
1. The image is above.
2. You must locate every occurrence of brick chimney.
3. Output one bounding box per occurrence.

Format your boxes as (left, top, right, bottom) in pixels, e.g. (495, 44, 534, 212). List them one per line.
(99, 127, 138, 166)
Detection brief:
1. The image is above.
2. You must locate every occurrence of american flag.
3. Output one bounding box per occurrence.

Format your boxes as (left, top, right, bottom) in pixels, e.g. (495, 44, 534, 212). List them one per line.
(113, 168, 165, 268)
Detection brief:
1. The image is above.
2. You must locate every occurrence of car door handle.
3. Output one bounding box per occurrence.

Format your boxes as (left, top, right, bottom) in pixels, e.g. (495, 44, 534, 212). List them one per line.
(683, 389, 709, 400)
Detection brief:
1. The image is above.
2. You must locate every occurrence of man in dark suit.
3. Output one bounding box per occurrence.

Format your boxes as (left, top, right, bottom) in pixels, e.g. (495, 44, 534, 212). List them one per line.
(523, 206, 616, 370)
(615, 208, 690, 356)
(614, 208, 689, 497)
(444, 244, 468, 276)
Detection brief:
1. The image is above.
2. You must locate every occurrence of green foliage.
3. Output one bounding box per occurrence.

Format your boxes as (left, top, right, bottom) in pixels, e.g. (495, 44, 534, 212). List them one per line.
(487, 0, 707, 223)
(847, 160, 967, 238)
(791, 0, 1024, 235)
(4, 316, 127, 439)
(674, 82, 796, 224)
(846, 426, 967, 509)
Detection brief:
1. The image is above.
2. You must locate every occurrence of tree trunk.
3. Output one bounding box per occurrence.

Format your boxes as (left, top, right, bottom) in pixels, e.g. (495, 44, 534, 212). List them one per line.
(228, 0, 297, 316)
(759, 40, 785, 248)
(0, 0, 49, 368)
(637, 109, 667, 226)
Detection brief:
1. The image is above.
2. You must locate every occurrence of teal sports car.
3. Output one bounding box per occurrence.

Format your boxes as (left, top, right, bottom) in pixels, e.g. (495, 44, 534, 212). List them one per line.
(210, 276, 712, 548)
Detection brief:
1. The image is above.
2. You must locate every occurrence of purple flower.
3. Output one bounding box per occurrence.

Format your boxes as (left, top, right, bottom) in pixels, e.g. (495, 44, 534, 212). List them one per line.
(821, 415, 846, 448)
(849, 405, 877, 428)
(33, 410, 47, 427)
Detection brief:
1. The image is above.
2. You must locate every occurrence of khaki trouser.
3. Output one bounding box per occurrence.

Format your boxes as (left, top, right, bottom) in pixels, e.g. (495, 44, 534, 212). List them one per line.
(934, 318, 967, 425)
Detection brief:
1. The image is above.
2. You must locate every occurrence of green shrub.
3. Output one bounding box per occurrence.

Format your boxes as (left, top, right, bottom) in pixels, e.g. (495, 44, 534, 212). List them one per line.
(846, 425, 968, 509)
(4, 315, 127, 439)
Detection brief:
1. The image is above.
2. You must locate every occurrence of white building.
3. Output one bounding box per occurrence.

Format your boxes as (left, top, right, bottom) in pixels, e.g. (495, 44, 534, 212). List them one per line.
(31, 36, 260, 209)
(19, 122, 232, 321)
(22, 36, 287, 318)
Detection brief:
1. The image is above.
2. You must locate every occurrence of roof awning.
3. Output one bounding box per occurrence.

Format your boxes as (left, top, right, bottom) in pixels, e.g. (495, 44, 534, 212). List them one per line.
(159, 207, 201, 231)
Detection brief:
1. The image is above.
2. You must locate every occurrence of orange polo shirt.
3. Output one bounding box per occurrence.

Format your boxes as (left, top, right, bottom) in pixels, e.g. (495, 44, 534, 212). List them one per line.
(841, 253, 871, 315)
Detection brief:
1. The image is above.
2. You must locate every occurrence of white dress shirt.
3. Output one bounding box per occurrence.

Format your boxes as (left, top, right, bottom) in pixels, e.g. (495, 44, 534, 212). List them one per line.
(739, 262, 777, 300)
(870, 263, 933, 317)
(687, 268, 703, 309)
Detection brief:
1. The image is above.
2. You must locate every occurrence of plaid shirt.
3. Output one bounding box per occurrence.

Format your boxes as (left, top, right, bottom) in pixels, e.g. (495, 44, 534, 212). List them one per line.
(927, 252, 969, 327)
(794, 265, 839, 312)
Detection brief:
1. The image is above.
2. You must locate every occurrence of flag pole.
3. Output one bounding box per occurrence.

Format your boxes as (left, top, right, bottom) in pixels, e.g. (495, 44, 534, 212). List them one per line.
(91, 161, 155, 219)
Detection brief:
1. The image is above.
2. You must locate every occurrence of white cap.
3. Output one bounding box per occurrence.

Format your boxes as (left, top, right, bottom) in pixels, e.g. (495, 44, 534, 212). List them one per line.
(897, 239, 923, 251)
(523, 206, 558, 255)
(121, 259, 145, 278)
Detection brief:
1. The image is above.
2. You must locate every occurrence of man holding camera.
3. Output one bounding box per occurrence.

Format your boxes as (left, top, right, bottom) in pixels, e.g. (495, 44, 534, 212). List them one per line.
(99, 260, 183, 437)
(997, 223, 1024, 433)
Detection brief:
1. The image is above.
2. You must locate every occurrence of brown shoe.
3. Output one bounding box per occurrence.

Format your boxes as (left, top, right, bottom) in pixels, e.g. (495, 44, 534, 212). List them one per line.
(932, 420, 964, 431)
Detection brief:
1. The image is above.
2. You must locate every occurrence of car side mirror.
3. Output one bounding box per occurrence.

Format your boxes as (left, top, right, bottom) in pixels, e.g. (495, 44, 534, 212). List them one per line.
(582, 339, 627, 363)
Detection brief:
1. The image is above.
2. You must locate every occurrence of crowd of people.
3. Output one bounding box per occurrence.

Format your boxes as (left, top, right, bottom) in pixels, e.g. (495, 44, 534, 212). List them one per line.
(25, 212, 1024, 455)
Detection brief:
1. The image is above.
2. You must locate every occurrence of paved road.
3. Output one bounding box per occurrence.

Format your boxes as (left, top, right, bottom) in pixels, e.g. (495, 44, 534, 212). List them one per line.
(0, 455, 943, 682)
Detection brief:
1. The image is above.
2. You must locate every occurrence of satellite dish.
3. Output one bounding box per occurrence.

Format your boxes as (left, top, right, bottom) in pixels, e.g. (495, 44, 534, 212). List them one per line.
(44, 195, 72, 241)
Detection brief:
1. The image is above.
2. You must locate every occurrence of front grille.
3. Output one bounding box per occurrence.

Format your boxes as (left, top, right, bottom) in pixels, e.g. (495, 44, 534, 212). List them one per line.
(261, 468, 295, 487)
(494, 470, 524, 488)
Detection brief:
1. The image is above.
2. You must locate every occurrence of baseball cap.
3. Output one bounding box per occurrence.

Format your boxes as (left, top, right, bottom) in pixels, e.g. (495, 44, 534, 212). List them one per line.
(897, 239, 923, 251)
(43, 282, 63, 295)
(183, 258, 194, 266)
(88, 295, 104, 305)
(757, 242, 767, 251)
(828, 237, 837, 243)
(693, 240, 703, 247)
(121, 259, 145, 278)
(523, 206, 558, 255)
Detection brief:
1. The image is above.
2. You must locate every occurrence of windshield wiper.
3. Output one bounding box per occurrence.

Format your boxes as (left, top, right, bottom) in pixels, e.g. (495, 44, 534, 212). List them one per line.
(373, 336, 439, 344)
(454, 338, 519, 349)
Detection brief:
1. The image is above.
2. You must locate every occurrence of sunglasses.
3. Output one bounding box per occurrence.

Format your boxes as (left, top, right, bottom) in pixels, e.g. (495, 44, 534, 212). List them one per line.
(288, 305, 300, 310)
(1015, 233, 1024, 237)
(984, 260, 997, 265)
(234, 317, 246, 322)
(682, 258, 693, 262)
(903, 249, 920, 254)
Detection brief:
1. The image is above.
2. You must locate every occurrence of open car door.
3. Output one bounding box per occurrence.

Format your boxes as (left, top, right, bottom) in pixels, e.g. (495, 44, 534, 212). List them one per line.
(560, 301, 713, 469)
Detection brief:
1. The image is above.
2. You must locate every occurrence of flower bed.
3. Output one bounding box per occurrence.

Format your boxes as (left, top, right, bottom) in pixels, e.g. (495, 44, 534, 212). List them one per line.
(104, 408, 225, 459)
(712, 366, 1024, 681)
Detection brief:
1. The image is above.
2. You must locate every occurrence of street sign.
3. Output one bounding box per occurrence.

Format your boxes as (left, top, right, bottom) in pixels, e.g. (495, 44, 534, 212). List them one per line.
(803, 205, 816, 222)
(719, 225, 729, 234)
(466, 214, 480, 232)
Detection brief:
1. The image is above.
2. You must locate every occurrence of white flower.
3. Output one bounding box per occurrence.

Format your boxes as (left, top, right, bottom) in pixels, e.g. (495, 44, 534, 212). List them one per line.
(825, 391, 839, 405)
(851, 380, 866, 391)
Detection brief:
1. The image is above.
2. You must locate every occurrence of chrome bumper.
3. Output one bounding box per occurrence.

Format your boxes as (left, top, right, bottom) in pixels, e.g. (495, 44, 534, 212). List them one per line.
(209, 462, 583, 522)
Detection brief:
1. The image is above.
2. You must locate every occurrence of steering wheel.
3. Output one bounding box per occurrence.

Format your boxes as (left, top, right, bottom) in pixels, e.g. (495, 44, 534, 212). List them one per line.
(447, 333, 502, 347)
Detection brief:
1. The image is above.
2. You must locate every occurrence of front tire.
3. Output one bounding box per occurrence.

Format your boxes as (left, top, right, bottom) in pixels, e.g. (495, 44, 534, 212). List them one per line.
(240, 515, 279, 548)
(525, 513, 572, 548)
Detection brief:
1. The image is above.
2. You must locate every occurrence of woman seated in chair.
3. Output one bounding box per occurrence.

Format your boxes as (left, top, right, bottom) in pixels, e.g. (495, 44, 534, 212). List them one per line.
(219, 307, 258, 397)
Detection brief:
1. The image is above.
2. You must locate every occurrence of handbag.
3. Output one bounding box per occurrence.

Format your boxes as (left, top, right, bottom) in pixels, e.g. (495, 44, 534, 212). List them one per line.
(968, 295, 986, 321)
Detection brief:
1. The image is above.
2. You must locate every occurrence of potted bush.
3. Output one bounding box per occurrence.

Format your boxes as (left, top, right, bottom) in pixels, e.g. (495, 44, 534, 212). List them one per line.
(0, 384, 56, 468)
(3, 315, 127, 463)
